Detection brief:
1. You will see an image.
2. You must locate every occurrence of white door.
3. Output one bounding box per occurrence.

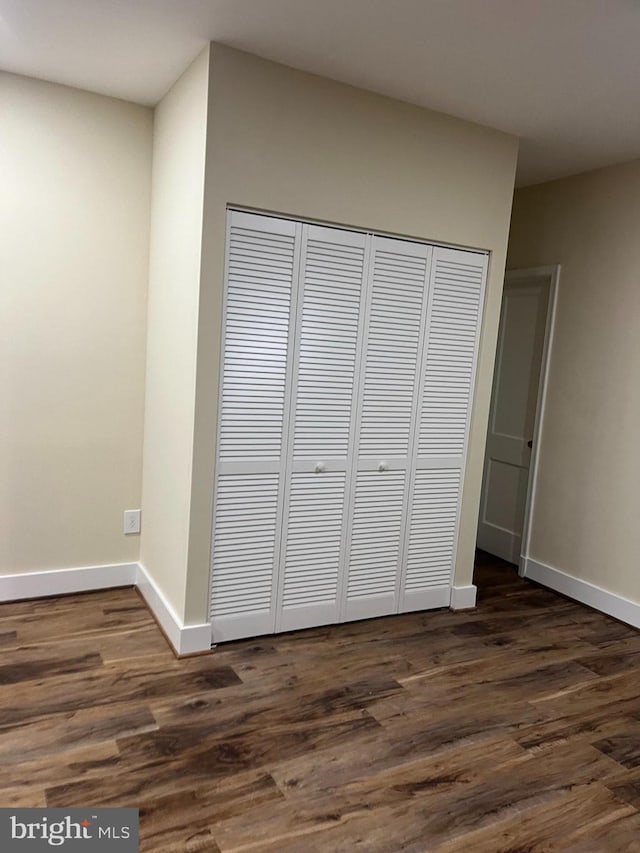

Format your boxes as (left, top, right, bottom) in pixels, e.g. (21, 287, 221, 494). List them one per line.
(401, 247, 488, 611)
(211, 210, 489, 643)
(343, 236, 432, 621)
(477, 274, 550, 563)
(277, 224, 368, 632)
(210, 212, 301, 642)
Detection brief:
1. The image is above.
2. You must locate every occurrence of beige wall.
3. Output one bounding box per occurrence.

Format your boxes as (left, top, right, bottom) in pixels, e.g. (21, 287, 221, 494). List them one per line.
(139, 48, 210, 621)
(0, 72, 152, 574)
(508, 161, 640, 605)
(182, 44, 519, 622)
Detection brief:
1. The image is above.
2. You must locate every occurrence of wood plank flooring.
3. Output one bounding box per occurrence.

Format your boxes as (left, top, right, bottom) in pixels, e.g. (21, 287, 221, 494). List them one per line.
(1, 551, 640, 851)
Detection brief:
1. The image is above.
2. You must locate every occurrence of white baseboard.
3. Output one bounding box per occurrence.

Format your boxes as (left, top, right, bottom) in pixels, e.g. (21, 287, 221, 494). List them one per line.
(450, 584, 477, 610)
(136, 563, 212, 656)
(0, 562, 137, 601)
(0, 561, 211, 657)
(523, 557, 640, 630)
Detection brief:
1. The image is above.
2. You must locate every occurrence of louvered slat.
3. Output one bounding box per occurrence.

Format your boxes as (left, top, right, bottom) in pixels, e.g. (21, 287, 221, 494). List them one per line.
(345, 470, 406, 617)
(219, 217, 296, 462)
(211, 472, 280, 638)
(418, 252, 486, 460)
(404, 468, 461, 595)
(358, 244, 428, 458)
(280, 471, 346, 628)
(292, 231, 365, 459)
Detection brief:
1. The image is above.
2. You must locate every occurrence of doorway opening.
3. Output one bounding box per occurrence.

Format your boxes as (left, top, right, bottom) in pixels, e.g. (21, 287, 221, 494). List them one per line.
(475, 265, 560, 582)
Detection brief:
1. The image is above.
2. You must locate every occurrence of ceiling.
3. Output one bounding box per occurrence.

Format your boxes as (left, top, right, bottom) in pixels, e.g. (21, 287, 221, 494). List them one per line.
(2, 0, 640, 186)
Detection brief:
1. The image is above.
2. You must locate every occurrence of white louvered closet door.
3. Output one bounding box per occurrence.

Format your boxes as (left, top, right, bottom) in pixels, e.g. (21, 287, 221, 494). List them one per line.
(400, 246, 488, 612)
(211, 210, 488, 643)
(343, 237, 432, 621)
(277, 224, 368, 632)
(210, 211, 300, 642)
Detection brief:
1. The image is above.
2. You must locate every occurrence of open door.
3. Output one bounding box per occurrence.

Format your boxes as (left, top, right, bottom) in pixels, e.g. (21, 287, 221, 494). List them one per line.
(477, 268, 557, 565)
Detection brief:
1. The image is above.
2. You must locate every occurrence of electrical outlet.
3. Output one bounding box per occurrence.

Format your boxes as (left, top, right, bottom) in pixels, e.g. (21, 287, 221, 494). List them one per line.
(124, 509, 141, 535)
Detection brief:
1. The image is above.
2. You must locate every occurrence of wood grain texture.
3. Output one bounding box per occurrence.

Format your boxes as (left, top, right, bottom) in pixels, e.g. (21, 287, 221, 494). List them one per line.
(1, 553, 640, 850)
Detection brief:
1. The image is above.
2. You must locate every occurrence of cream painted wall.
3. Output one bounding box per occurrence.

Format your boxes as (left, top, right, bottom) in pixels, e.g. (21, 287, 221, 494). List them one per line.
(508, 160, 640, 605)
(139, 47, 210, 621)
(183, 44, 519, 623)
(0, 72, 152, 574)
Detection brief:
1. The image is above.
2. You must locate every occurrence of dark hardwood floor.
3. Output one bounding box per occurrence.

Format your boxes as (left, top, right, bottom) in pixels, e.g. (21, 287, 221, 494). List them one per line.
(1, 553, 640, 851)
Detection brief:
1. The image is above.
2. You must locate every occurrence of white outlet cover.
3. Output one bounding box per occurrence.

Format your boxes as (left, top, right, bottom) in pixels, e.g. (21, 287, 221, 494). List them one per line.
(124, 509, 141, 535)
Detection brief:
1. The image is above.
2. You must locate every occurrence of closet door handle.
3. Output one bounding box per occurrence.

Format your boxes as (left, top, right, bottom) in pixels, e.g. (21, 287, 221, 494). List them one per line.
(377, 461, 389, 472)
(314, 462, 326, 474)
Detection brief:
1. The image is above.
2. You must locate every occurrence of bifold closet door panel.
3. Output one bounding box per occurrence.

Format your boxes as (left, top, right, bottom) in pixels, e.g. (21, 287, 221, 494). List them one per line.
(211, 211, 300, 643)
(400, 246, 488, 613)
(277, 225, 368, 633)
(211, 472, 282, 641)
(343, 237, 432, 621)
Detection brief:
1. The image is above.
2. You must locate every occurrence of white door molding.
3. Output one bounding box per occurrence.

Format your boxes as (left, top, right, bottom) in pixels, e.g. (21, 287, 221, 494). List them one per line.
(506, 265, 561, 576)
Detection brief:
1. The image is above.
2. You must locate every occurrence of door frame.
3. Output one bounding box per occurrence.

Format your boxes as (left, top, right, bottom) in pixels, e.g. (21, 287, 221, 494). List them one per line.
(498, 265, 560, 576)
